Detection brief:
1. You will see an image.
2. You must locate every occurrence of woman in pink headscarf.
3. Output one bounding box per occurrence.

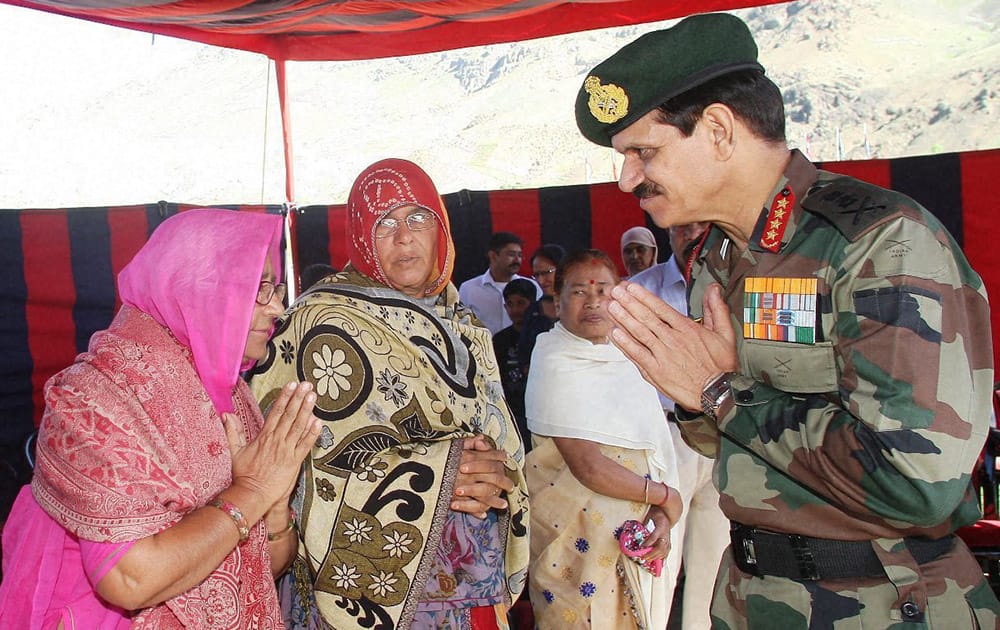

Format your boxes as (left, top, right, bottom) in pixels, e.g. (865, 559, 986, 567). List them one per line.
(251, 159, 529, 629)
(0, 209, 321, 629)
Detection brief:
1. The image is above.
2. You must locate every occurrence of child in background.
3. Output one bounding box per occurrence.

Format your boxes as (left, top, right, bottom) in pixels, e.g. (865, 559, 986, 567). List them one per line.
(493, 278, 537, 453)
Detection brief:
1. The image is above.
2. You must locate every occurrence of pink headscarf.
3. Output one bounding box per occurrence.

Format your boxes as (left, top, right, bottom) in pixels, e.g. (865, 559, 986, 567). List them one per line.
(117, 209, 283, 413)
(347, 158, 455, 297)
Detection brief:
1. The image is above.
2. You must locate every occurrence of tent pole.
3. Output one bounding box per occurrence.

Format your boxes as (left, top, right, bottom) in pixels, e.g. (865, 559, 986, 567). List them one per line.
(274, 57, 300, 294)
(275, 58, 295, 204)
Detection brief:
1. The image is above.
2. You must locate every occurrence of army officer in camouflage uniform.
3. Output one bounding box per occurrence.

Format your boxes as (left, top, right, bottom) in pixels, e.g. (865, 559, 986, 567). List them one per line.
(576, 12, 1000, 629)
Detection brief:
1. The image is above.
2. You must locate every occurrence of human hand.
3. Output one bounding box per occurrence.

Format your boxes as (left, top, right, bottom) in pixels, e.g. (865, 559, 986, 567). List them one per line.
(638, 505, 674, 563)
(608, 282, 738, 411)
(450, 435, 514, 519)
(224, 382, 321, 511)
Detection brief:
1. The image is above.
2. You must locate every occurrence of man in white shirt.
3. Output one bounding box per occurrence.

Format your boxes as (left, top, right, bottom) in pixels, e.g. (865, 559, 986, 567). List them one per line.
(459, 232, 541, 334)
(630, 221, 728, 630)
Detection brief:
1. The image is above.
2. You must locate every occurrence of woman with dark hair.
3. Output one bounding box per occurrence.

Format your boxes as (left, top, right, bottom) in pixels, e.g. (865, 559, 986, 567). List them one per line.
(525, 249, 681, 629)
(251, 158, 529, 629)
(517, 243, 566, 377)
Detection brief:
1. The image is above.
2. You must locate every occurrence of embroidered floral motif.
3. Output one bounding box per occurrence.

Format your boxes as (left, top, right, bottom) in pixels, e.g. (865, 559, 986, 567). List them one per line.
(598, 554, 614, 568)
(367, 570, 399, 598)
(365, 401, 387, 424)
(343, 517, 373, 543)
(316, 425, 335, 449)
(575, 538, 590, 553)
(331, 563, 362, 590)
(316, 478, 337, 502)
(376, 368, 408, 406)
(311, 344, 354, 398)
(382, 529, 414, 558)
(560, 566, 575, 581)
(579, 581, 596, 598)
(279, 339, 295, 364)
(543, 589, 554, 603)
(356, 457, 388, 482)
(562, 608, 578, 622)
(389, 443, 429, 459)
(486, 380, 504, 403)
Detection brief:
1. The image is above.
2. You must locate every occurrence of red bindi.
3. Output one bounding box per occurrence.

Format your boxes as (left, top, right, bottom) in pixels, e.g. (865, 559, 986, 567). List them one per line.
(589, 279, 595, 284)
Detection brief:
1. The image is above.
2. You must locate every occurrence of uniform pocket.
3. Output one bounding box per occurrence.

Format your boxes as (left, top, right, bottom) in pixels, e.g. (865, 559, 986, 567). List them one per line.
(740, 339, 839, 394)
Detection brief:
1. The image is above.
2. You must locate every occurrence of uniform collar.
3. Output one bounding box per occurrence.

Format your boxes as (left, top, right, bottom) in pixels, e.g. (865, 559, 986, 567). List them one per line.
(747, 149, 818, 254)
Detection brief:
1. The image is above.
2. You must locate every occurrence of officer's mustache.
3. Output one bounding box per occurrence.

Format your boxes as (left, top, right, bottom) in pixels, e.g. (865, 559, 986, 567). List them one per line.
(633, 181, 662, 200)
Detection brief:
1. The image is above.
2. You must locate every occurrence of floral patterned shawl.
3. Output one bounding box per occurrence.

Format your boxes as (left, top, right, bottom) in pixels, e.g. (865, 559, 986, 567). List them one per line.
(250, 267, 530, 628)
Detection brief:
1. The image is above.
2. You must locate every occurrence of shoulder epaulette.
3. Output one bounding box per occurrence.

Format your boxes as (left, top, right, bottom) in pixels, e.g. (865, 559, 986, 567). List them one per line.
(800, 176, 911, 242)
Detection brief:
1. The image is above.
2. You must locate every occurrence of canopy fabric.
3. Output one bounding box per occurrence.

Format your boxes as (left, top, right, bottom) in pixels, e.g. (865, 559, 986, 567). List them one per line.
(2, 0, 782, 61)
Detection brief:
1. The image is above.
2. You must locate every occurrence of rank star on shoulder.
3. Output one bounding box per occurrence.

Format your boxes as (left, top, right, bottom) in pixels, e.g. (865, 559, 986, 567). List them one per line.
(776, 198, 790, 210)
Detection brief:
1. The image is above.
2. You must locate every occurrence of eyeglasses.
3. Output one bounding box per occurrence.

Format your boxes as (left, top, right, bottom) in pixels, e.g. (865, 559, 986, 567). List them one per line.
(374, 210, 437, 239)
(533, 268, 556, 280)
(257, 281, 287, 306)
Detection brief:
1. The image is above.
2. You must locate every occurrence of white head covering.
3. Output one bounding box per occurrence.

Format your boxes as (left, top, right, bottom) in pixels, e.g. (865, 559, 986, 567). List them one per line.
(620, 226, 658, 268)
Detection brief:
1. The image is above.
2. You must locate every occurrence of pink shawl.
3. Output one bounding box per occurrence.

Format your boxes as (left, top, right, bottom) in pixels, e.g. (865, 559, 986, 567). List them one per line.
(0, 209, 285, 628)
(118, 209, 283, 413)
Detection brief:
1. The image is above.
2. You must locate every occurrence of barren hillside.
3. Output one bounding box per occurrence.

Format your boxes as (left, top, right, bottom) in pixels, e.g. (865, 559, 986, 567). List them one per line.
(1, 0, 997, 207)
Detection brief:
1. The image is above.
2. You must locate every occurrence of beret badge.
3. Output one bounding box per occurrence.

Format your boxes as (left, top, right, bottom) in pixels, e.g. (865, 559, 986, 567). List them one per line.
(584, 76, 629, 124)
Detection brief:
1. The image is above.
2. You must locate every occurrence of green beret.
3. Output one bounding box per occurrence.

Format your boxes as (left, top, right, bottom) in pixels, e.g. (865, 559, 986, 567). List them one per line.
(576, 13, 762, 147)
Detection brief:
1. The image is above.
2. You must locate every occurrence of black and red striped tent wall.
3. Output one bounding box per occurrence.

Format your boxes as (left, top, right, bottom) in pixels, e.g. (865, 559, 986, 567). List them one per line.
(294, 148, 1000, 377)
(0, 202, 285, 452)
(1, 149, 998, 453)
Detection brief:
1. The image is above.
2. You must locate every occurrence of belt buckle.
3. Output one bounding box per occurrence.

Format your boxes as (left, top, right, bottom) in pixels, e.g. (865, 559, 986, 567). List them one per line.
(742, 534, 757, 566)
(731, 525, 760, 577)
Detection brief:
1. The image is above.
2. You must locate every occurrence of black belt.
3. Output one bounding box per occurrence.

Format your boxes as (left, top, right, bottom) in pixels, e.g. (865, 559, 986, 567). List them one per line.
(730, 522, 956, 581)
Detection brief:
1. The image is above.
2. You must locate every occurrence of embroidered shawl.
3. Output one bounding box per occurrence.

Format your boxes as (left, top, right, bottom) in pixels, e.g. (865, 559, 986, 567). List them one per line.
(250, 267, 530, 629)
(28, 209, 285, 627)
(33, 307, 282, 628)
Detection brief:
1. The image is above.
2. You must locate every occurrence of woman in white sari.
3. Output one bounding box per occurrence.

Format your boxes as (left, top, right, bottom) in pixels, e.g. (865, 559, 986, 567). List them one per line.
(525, 249, 682, 629)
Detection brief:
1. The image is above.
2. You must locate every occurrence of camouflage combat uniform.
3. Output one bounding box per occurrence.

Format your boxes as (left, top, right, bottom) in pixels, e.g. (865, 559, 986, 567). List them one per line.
(677, 149, 999, 628)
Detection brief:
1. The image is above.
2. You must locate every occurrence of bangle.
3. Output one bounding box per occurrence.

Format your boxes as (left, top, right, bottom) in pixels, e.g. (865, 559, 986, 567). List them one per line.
(210, 497, 250, 542)
(643, 477, 650, 504)
(267, 513, 297, 542)
(659, 483, 672, 508)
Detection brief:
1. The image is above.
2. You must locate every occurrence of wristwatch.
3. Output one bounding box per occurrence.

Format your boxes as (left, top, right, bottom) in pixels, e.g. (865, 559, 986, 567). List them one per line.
(700, 372, 733, 420)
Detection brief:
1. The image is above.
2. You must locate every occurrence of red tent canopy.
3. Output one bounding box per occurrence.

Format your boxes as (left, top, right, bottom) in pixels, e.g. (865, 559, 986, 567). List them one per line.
(2, 1, 781, 61)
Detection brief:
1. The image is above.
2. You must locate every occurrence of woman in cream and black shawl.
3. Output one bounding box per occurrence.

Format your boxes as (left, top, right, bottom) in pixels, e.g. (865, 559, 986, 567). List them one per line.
(250, 158, 529, 629)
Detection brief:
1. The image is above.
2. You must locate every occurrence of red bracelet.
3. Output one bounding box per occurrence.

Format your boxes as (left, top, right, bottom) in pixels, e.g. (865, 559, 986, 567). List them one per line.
(210, 497, 250, 542)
